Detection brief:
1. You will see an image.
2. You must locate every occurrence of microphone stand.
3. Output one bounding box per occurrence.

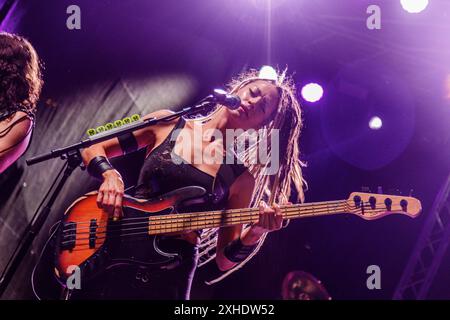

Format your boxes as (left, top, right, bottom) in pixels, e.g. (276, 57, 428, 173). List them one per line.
(0, 98, 216, 297)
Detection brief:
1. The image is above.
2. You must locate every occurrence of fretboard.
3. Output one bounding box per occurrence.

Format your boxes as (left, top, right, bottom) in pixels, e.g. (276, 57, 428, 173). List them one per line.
(148, 200, 348, 235)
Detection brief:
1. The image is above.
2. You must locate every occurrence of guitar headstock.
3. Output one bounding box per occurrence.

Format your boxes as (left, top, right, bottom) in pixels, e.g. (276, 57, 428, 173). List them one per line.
(345, 192, 422, 220)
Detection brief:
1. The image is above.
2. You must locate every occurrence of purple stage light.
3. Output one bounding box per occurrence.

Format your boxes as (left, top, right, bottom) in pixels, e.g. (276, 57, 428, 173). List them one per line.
(301, 83, 323, 103)
(251, 0, 288, 11)
(369, 116, 383, 130)
(258, 65, 278, 82)
(400, 0, 429, 13)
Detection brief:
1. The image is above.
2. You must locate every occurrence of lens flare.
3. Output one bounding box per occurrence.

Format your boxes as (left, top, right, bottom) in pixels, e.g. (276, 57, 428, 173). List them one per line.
(258, 65, 278, 82)
(400, 0, 429, 13)
(301, 83, 324, 103)
(369, 116, 383, 130)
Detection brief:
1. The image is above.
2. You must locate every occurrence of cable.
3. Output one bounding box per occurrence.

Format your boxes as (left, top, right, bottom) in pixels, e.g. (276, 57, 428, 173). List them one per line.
(31, 220, 61, 300)
(29, 163, 68, 300)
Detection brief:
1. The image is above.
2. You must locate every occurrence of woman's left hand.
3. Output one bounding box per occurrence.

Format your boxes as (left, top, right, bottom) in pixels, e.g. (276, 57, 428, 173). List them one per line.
(249, 201, 288, 235)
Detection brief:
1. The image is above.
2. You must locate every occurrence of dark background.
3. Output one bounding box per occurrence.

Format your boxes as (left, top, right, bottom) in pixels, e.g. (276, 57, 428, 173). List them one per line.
(1, 0, 449, 299)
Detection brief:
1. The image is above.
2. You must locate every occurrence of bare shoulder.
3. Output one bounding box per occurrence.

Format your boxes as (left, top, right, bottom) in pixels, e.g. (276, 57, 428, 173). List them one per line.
(0, 111, 33, 167)
(230, 169, 255, 196)
(141, 109, 177, 124)
(133, 109, 179, 149)
(0, 111, 32, 140)
(140, 109, 178, 133)
(0, 111, 31, 132)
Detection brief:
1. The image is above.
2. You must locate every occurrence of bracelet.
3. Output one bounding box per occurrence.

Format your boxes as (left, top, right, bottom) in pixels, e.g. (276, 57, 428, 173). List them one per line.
(87, 156, 114, 180)
(223, 237, 258, 263)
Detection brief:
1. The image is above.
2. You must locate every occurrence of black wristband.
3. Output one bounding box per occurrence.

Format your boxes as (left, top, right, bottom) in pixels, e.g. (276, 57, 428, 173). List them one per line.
(223, 237, 258, 263)
(118, 132, 138, 155)
(87, 156, 114, 180)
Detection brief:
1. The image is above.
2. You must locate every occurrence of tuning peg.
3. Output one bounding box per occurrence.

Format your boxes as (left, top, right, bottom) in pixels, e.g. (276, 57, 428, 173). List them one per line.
(409, 189, 414, 197)
(361, 186, 371, 192)
(377, 186, 383, 194)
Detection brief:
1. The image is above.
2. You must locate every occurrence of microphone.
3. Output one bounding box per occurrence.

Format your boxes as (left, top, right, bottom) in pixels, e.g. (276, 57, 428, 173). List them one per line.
(210, 89, 241, 110)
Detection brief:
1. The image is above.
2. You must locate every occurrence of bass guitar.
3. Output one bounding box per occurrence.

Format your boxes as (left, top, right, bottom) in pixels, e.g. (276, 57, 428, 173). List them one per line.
(54, 186, 421, 285)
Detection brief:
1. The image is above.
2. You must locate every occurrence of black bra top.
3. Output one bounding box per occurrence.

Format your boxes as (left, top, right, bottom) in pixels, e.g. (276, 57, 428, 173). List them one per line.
(134, 117, 247, 212)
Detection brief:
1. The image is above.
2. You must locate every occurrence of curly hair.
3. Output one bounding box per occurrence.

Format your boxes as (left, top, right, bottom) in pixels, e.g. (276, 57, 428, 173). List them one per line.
(0, 32, 43, 115)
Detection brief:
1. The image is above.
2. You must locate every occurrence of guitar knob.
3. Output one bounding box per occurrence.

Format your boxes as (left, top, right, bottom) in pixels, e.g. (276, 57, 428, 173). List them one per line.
(353, 195, 362, 208)
(369, 196, 376, 210)
(384, 198, 392, 211)
(400, 199, 408, 212)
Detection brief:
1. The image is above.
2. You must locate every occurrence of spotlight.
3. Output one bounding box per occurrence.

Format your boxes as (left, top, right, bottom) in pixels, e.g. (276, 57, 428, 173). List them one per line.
(258, 65, 278, 82)
(301, 83, 323, 103)
(400, 0, 429, 13)
(250, 0, 288, 11)
(369, 116, 383, 130)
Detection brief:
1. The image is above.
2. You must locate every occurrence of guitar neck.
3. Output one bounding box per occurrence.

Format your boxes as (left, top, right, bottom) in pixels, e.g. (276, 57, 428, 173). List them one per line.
(148, 199, 348, 235)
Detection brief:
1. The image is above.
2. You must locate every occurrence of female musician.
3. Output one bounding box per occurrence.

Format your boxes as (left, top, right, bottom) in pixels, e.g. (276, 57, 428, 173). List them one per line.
(78, 68, 305, 299)
(0, 32, 42, 173)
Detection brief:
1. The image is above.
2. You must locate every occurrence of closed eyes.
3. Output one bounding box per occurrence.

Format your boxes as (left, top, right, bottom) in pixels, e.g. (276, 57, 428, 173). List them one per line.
(249, 87, 261, 97)
(248, 86, 267, 113)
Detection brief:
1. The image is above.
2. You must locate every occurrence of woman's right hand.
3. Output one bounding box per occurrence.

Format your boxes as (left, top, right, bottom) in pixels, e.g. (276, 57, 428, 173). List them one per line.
(97, 169, 125, 220)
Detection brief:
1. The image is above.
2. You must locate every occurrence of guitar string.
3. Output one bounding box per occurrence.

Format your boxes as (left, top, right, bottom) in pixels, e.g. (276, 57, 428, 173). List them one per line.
(60, 205, 350, 244)
(60, 206, 395, 246)
(60, 203, 347, 240)
(61, 207, 391, 247)
(61, 199, 358, 233)
(63, 199, 353, 227)
(61, 200, 405, 235)
(63, 198, 394, 231)
(60, 201, 402, 236)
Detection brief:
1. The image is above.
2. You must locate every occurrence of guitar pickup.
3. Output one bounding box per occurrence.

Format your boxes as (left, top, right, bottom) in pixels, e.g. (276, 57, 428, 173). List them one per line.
(89, 219, 99, 249)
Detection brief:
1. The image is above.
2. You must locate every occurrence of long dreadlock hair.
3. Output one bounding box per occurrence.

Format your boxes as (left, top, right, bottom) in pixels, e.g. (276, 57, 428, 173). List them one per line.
(195, 68, 307, 284)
